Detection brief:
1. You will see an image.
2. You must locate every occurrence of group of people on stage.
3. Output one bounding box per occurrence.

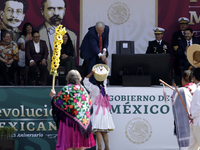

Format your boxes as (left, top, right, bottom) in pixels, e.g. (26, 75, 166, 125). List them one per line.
(146, 17, 200, 77)
(0, 21, 76, 86)
(0, 0, 77, 86)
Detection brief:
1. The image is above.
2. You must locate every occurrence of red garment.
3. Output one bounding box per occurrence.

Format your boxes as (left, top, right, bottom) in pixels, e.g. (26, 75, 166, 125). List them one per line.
(99, 35, 102, 53)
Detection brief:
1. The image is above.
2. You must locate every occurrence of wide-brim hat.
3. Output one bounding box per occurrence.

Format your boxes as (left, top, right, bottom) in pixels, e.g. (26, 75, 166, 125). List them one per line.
(187, 44, 200, 68)
(93, 64, 110, 81)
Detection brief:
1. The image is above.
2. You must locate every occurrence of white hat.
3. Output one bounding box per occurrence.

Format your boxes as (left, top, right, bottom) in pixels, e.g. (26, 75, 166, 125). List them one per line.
(178, 17, 189, 24)
(153, 27, 165, 34)
(187, 44, 200, 68)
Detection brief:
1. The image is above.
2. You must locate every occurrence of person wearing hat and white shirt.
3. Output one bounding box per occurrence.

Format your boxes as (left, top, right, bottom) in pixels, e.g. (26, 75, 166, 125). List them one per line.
(171, 17, 189, 75)
(175, 28, 200, 71)
(146, 27, 170, 54)
(188, 67, 200, 150)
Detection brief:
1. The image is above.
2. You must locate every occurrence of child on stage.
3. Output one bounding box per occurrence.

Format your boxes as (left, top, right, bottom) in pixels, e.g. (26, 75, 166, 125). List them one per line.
(83, 65, 115, 150)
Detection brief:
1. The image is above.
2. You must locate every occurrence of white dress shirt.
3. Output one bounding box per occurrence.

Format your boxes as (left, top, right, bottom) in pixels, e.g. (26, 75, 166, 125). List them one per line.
(190, 82, 200, 126)
(33, 41, 40, 53)
(30, 41, 40, 63)
(156, 40, 162, 45)
(187, 39, 193, 46)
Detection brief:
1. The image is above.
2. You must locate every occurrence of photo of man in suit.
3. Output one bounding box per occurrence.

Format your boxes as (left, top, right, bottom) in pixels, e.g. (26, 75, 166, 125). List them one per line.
(25, 30, 49, 86)
(0, 0, 28, 42)
(80, 21, 109, 83)
(39, 0, 77, 71)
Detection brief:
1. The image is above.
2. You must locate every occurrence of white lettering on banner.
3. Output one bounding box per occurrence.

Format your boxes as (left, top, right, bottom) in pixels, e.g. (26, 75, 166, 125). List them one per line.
(0, 104, 57, 134)
(0, 121, 57, 132)
(189, 11, 200, 25)
(0, 105, 52, 118)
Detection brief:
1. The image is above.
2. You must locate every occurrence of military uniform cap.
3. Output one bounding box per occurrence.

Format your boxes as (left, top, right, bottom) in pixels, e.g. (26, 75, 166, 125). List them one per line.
(178, 17, 189, 24)
(153, 27, 165, 34)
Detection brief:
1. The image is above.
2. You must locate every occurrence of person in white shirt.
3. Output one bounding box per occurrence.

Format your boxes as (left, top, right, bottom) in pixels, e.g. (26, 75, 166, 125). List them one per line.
(83, 68, 115, 150)
(172, 70, 196, 150)
(188, 68, 200, 150)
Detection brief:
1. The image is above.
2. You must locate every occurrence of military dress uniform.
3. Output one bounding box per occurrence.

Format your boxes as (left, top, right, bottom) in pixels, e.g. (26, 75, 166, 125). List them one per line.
(171, 17, 189, 75)
(146, 27, 170, 54)
(146, 40, 170, 54)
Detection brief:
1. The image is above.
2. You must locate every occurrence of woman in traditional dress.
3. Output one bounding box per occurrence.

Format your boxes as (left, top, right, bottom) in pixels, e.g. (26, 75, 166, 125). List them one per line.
(83, 68, 115, 150)
(50, 70, 95, 150)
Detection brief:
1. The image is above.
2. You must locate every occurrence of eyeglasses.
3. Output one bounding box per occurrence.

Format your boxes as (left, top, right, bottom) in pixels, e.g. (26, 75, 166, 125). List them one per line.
(4, 8, 23, 16)
(4, 36, 11, 38)
(33, 36, 40, 38)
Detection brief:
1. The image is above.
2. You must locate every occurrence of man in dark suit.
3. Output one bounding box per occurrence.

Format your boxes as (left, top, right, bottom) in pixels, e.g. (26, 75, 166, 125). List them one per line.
(175, 28, 200, 71)
(25, 30, 49, 85)
(80, 21, 108, 83)
(146, 27, 170, 54)
(171, 17, 189, 75)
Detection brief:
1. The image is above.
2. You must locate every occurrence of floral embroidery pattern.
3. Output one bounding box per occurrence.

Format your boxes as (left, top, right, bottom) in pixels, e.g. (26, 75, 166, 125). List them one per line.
(53, 84, 92, 128)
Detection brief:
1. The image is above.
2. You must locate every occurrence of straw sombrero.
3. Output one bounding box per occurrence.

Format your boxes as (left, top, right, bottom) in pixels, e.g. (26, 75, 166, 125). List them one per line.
(92, 64, 110, 81)
(187, 44, 200, 68)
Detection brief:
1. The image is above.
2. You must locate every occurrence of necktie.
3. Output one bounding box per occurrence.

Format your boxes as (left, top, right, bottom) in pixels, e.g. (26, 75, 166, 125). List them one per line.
(188, 41, 190, 46)
(99, 34, 102, 53)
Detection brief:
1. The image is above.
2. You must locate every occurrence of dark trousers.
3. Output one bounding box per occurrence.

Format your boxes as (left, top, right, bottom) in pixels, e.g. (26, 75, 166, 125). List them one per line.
(0, 60, 18, 85)
(88, 56, 104, 83)
(60, 56, 76, 75)
(29, 62, 47, 82)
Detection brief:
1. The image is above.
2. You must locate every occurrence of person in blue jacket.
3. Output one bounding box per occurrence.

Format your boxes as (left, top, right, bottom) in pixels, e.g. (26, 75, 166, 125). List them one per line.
(80, 21, 109, 83)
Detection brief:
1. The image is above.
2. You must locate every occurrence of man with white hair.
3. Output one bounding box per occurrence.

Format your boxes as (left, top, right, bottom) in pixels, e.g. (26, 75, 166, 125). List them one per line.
(80, 21, 109, 83)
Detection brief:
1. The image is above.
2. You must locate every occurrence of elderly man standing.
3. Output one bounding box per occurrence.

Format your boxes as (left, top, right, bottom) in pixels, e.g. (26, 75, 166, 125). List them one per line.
(80, 21, 109, 83)
(38, 0, 77, 71)
(25, 30, 48, 86)
(0, 0, 28, 42)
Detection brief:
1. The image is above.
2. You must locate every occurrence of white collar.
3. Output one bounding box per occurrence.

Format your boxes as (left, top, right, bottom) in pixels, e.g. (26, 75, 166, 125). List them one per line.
(156, 40, 162, 43)
(33, 41, 39, 45)
(187, 39, 192, 43)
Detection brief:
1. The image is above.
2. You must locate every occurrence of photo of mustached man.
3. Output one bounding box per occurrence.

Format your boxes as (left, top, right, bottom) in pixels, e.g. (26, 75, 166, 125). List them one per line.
(0, 0, 28, 42)
(38, 0, 77, 71)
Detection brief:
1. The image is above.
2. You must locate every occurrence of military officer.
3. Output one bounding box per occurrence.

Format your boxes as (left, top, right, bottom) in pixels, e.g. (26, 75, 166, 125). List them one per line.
(171, 17, 189, 75)
(146, 27, 170, 54)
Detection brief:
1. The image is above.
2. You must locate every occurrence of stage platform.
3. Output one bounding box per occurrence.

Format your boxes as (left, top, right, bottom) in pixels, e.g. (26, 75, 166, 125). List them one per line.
(0, 86, 179, 150)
